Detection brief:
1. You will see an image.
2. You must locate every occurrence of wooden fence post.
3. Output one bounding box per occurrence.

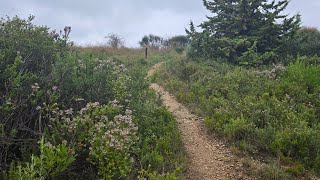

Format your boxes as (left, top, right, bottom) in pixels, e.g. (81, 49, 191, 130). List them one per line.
(145, 47, 148, 59)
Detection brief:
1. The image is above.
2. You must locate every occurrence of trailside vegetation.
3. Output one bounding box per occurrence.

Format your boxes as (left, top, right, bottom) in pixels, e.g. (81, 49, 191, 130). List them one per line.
(155, 0, 320, 179)
(154, 0, 320, 178)
(0, 16, 185, 179)
(155, 57, 320, 177)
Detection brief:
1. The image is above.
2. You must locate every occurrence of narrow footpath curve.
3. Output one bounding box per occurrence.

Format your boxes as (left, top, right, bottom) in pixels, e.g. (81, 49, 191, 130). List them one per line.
(148, 62, 253, 180)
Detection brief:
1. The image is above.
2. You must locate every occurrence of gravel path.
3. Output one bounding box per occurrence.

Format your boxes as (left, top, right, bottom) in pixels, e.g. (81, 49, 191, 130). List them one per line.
(148, 63, 253, 180)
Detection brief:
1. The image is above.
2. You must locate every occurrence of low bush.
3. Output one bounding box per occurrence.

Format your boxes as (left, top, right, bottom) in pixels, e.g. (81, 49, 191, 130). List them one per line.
(4, 137, 75, 180)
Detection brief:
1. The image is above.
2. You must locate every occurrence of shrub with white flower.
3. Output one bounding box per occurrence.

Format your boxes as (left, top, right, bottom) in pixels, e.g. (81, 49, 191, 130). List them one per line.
(47, 101, 138, 179)
(87, 108, 138, 179)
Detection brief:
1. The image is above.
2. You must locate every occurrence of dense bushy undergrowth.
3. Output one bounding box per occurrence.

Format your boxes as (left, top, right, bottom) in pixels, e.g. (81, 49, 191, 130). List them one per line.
(155, 56, 320, 176)
(0, 15, 70, 170)
(1, 16, 184, 179)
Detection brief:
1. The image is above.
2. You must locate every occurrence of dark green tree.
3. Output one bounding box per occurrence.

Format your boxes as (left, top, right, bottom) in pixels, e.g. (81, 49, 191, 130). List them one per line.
(139, 34, 164, 49)
(186, 0, 301, 65)
(166, 35, 190, 54)
(168, 35, 190, 48)
(283, 27, 320, 58)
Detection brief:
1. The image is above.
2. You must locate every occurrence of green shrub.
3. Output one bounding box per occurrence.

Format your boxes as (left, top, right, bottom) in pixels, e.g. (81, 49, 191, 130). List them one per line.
(223, 116, 255, 141)
(175, 47, 185, 54)
(138, 166, 181, 180)
(4, 137, 75, 180)
(0, 15, 70, 169)
(271, 121, 315, 163)
(258, 164, 290, 180)
(314, 154, 320, 174)
(283, 57, 320, 93)
(137, 108, 184, 173)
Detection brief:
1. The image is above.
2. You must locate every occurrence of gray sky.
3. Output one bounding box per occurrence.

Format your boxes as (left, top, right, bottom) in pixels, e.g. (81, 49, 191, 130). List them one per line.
(1, 0, 319, 47)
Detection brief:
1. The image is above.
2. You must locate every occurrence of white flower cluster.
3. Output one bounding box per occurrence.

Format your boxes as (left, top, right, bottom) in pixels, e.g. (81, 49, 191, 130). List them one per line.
(91, 58, 128, 73)
(47, 100, 138, 177)
(31, 83, 40, 92)
(88, 107, 138, 153)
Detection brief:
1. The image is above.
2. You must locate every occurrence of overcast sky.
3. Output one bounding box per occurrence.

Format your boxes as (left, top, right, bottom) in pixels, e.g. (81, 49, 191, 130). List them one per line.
(1, 0, 319, 47)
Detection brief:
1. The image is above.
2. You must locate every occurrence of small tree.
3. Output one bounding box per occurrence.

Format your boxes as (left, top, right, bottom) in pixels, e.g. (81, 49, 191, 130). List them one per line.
(284, 27, 320, 58)
(168, 35, 190, 48)
(105, 33, 125, 48)
(139, 34, 164, 49)
(139, 36, 150, 47)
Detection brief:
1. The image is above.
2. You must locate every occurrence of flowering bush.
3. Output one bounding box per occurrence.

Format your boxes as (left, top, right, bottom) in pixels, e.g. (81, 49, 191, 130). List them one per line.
(86, 107, 138, 179)
(44, 101, 138, 179)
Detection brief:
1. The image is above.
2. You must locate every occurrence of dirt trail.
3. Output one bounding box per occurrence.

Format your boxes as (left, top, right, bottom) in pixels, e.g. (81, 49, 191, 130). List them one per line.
(148, 63, 252, 180)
